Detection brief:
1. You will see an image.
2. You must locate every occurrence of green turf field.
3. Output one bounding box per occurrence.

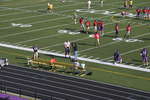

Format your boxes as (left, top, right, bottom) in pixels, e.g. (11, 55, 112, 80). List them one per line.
(0, 0, 150, 91)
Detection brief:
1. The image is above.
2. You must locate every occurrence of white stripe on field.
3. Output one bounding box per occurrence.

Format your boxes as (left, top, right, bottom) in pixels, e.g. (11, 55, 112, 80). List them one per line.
(0, 23, 74, 39)
(0, 43, 150, 72)
(0, 10, 73, 30)
(0, 2, 86, 17)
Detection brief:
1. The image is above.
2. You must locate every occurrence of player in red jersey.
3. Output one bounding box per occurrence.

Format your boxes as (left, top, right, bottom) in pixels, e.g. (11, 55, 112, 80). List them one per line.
(79, 17, 85, 32)
(136, 8, 140, 18)
(124, 24, 132, 39)
(93, 20, 97, 32)
(85, 20, 91, 34)
(115, 23, 119, 38)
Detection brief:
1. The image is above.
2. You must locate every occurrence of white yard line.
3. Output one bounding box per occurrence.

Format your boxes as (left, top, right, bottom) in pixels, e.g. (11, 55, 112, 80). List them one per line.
(0, 2, 86, 17)
(0, 23, 74, 39)
(0, 10, 74, 30)
(14, 15, 123, 45)
(0, 0, 123, 24)
(0, 0, 50, 9)
(0, 43, 150, 72)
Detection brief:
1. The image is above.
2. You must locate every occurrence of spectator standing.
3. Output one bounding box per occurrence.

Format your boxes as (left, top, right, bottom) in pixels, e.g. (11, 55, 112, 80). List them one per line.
(32, 46, 39, 60)
(72, 42, 78, 60)
(64, 40, 71, 58)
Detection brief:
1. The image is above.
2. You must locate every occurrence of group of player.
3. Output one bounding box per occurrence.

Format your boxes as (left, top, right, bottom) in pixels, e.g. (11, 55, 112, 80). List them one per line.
(136, 7, 150, 20)
(78, 16, 132, 43)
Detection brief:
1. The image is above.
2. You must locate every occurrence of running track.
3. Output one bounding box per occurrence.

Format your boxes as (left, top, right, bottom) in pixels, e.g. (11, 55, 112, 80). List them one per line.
(0, 65, 150, 100)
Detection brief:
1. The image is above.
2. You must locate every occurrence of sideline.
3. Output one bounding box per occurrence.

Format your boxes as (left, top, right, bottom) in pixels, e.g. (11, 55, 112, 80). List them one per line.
(0, 43, 150, 72)
(0, 48, 150, 81)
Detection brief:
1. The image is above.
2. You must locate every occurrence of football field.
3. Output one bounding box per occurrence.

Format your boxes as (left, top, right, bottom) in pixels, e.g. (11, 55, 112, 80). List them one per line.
(0, 0, 150, 91)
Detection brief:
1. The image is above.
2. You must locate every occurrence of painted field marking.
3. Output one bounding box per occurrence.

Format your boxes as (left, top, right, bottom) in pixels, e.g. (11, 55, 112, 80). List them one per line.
(0, 23, 74, 39)
(0, 10, 73, 30)
(0, 1, 87, 17)
(6, 11, 130, 46)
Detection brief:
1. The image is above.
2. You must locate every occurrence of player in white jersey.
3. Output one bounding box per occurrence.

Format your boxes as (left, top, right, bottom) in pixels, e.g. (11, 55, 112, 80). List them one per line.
(32, 46, 39, 60)
(88, 0, 91, 9)
(100, 0, 103, 7)
(64, 40, 71, 58)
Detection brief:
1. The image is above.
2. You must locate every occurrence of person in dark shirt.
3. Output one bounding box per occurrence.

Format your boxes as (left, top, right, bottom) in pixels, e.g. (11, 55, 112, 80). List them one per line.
(140, 48, 149, 66)
(72, 42, 78, 60)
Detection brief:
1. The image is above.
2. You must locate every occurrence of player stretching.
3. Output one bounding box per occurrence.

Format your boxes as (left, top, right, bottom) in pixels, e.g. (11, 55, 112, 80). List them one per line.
(79, 17, 85, 32)
(114, 23, 119, 38)
(140, 48, 149, 66)
(87, 0, 91, 9)
(85, 19, 91, 34)
(124, 24, 132, 40)
(64, 40, 71, 58)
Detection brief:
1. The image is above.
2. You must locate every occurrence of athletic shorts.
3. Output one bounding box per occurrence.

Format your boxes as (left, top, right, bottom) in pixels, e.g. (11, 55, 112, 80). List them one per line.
(65, 48, 70, 54)
(97, 26, 104, 31)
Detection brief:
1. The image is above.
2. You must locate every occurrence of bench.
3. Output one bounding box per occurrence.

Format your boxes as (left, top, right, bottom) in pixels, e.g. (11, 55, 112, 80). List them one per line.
(27, 58, 91, 76)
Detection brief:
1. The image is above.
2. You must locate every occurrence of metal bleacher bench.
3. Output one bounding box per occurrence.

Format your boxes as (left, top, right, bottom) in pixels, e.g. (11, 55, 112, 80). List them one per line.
(27, 58, 86, 71)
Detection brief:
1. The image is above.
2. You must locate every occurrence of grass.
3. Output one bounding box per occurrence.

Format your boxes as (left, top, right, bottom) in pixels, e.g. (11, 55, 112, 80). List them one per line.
(0, 0, 150, 91)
